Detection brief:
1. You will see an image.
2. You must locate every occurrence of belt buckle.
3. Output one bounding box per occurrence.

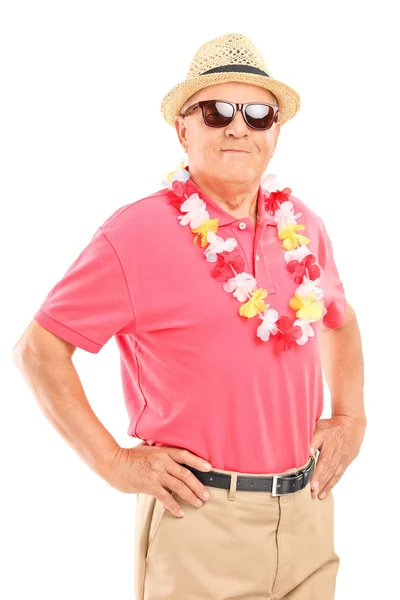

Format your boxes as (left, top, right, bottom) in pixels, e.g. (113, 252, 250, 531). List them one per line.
(271, 475, 284, 496)
(272, 469, 305, 496)
(272, 454, 316, 497)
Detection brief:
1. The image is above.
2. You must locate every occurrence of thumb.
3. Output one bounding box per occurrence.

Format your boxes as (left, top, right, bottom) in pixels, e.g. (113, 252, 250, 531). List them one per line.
(309, 430, 324, 457)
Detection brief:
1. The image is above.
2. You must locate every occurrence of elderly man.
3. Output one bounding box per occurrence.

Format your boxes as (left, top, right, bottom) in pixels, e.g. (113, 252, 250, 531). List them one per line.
(13, 32, 366, 600)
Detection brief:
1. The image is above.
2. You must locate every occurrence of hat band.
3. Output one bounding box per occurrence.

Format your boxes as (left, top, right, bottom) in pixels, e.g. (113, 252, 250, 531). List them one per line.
(200, 64, 270, 77)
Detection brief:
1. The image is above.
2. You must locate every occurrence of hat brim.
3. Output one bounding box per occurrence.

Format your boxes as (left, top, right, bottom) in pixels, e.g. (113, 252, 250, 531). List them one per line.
(160, 72, 301, 127)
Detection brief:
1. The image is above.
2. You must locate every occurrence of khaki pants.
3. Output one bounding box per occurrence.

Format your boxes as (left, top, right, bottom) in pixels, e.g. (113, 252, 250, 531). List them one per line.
(134, 455, 339, 599)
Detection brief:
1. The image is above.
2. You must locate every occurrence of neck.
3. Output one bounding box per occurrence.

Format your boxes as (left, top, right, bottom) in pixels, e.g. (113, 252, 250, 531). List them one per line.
(189, 170, 259, 226)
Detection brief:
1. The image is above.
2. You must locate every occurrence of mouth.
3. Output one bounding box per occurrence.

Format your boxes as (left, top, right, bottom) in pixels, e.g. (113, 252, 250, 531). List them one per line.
(222, 149, 250, 154)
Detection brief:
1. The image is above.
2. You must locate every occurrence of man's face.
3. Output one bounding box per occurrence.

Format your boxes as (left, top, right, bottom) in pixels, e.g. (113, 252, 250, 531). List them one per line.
(175, 82, 281, 186)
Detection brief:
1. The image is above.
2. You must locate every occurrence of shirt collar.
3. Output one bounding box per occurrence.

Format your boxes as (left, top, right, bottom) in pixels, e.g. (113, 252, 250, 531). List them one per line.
(183, 168, 277, 228)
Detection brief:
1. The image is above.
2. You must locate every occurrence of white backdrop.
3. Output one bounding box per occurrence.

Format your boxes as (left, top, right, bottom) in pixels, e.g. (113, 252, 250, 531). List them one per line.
(2, 1, 399, 598)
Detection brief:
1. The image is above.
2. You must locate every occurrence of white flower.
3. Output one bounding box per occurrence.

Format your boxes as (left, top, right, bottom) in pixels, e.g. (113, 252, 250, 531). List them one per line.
(177, 193, 210, 228)
(274, 200, 303, 228)
(294, 319, 315, 345)
(204, 231, 238, 262)
(257, 308, 279, 341)
(223, 273, 257, 302)
(161, 177, 173, 190)
(284, 244, 312, 263)
(295, 276, 324, 302)
(260, 173, 282, 193)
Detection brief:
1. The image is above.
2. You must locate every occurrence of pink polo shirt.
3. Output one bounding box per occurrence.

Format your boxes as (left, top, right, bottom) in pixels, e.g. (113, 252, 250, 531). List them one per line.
(33, 168, 347, 473)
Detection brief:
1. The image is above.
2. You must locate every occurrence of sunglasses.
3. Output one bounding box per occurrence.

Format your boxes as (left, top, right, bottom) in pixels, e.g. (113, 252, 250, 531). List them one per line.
(181, 100, 280, 131)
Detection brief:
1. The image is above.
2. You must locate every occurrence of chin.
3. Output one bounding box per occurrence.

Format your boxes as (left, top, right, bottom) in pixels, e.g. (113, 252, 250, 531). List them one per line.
(230, 166, 256, 178)
(223, 173, 252, 185)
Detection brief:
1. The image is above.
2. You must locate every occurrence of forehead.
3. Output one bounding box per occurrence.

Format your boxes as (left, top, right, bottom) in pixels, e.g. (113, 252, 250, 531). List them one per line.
(189, 82, 278, 105)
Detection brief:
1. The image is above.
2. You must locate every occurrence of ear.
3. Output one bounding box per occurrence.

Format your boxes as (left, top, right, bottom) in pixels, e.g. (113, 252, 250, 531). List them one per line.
(174, 115, 188, 152)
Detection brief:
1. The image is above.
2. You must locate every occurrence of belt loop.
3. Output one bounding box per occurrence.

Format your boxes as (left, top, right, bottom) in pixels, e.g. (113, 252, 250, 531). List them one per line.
(228, 472, 238, 501)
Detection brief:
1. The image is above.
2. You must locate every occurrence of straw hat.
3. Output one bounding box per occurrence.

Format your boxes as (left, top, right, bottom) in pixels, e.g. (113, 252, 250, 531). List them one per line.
(161, 32, 301, 127)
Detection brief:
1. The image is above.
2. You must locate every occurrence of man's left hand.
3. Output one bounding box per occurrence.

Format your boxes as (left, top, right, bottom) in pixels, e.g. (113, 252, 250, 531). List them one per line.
(309, 415, 367, 499)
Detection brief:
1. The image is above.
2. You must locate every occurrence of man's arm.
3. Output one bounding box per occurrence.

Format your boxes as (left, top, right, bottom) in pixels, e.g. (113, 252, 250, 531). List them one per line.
(13, 321, 217, 516)
(320, 301, 366, 425)
(309, 301, 367, 499)
(12, 320, 120, 483)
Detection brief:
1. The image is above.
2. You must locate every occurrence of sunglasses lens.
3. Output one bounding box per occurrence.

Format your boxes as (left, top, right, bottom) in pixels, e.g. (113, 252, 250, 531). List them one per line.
(245, 104, 276, 130)
(203, 101, 235, 127)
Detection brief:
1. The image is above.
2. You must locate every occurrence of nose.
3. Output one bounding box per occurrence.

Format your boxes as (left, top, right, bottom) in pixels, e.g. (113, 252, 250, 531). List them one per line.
(224, 107, 249, 137)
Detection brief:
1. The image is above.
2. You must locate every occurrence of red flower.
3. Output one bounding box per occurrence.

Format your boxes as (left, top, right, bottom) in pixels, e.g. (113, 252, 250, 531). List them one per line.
(275, 316, 302, 352)
(167, 180, 191, 210)
(286, 253, 321, 283)
(172, 180, 186, 198)
(167, 190, 185, 210)
(264, 188, 292, 215)
(211, 250, 246, 282)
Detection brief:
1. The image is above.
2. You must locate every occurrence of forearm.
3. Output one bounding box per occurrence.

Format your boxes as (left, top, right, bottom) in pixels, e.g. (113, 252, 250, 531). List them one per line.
(14, 351, 120, 482)
(320, 314, 366, 424)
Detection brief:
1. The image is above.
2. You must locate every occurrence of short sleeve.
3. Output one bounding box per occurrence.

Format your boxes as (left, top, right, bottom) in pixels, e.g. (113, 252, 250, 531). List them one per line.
(33, 228, 135, 353)
(317, 217, 348, 329)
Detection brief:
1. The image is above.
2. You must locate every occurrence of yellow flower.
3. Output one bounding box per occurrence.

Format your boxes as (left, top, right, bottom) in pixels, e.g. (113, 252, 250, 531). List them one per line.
(239, 288, 269, 318)
(191, 219, 219, 246)
(166, 161, 186, 182)
(278, 223, 310, 251)
(288, 293, 324, 320)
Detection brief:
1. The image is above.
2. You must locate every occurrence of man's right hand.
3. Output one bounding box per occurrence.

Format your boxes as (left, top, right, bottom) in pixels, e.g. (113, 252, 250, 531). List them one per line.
(106, 441, 212, 518)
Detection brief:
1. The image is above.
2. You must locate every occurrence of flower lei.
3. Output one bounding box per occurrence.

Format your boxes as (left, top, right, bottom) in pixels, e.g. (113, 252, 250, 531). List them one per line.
(162, 161, 327, 352)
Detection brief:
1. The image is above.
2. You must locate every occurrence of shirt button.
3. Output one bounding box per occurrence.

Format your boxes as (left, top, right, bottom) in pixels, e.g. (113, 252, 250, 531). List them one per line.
(256, 254, 260, 261)
(238, 222, 246, 230)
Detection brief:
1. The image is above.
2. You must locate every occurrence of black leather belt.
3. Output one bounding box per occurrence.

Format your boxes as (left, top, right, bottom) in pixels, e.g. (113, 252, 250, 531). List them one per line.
(182, 451, 318, 496)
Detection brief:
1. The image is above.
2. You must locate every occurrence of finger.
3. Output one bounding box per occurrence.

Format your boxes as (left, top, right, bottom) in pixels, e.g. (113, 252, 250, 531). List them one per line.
(317, 445, 342, 497)
(310, 443, 335, 497)
(318, 460, 347, 499)
(160, 472, 208, 515)
(166, 460, 211, 505)
(154, 485, 186, 518)
(318, 449, 341, 497)
(310, 431, 324, 458)
(168, 447, 213, 472)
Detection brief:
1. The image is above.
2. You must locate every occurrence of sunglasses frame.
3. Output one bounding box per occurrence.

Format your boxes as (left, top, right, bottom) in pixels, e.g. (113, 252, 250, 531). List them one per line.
(181, 100, 280, 131)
